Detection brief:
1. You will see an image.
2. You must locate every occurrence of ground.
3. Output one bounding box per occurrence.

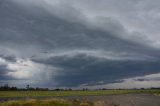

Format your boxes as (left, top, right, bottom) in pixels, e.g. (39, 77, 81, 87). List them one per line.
(0, 90, 160, 106)
(0, 93, 160, 106)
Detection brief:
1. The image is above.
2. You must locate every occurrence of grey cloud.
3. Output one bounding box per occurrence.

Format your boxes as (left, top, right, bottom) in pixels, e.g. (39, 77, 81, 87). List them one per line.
(0, 64, 14, 80)
(0, 55, 17, 62)
(11, 0, 160, 48)
(0, 0, 160, 88)
(0, 65, 8, 75)
(68, 0, 160, 48)
(32, 52, 160, 87)
(0, 0, 159, 54)
(134, 79, 150, 82)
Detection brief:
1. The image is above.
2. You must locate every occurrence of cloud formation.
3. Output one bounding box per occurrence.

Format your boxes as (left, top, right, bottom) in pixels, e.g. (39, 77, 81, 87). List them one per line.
(0, 0, 160, 88)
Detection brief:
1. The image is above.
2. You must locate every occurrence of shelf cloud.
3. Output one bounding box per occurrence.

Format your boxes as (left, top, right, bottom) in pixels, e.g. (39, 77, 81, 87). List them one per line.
(0, 0, 160, 88)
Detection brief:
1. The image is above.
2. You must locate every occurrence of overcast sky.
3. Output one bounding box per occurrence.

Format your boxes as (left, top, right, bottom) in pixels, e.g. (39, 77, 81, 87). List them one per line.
(0, 0, 160, 89)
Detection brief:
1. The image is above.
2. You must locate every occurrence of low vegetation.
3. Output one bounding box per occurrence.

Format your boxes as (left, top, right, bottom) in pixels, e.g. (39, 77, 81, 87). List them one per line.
(0, 89, 160, 97)
(0, 99, 92, 106)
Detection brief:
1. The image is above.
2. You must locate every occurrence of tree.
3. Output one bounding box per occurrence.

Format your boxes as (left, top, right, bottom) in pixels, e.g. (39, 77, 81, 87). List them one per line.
(26, 85, 30, 90)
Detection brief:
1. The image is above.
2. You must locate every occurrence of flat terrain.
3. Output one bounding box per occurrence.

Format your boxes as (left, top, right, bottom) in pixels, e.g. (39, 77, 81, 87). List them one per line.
(81, 93, 160, 106)
(0, 89, 160, 97)
(0, 93, 160, 106)
(0, 90, 160, 106)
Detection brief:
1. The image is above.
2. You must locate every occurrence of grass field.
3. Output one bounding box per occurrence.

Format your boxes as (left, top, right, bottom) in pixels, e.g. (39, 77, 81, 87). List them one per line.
(0, 89, 160, 97)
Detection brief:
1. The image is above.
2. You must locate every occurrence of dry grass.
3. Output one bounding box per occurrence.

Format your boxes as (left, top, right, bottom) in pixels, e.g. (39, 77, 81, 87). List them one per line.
(0, 99, 92, 106)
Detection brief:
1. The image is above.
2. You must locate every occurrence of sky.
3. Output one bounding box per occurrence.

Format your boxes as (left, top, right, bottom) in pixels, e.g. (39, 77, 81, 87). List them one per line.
(0, 0, 160, 89)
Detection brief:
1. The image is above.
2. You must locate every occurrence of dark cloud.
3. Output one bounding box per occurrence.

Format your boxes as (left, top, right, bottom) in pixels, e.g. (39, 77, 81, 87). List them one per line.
(0, 0, 160, 88)
(134, 79, 150, 82)
(0, 55, 17, 62)
(0, 65, 8, 75)
(0, 0, 157, 52)
(32, 53, 160, 87)
(0, 64, 14, 80)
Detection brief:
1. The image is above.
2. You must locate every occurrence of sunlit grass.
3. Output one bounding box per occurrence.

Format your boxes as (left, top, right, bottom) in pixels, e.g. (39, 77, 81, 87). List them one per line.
(0, 89, 159, 97)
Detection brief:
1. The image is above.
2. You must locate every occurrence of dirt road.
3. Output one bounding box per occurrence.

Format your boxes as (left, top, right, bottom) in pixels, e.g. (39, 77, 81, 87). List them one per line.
(84, 93, 160, 106)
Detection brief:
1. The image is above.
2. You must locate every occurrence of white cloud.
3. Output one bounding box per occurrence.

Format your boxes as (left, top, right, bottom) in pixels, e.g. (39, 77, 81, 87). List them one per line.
(6, 58, 60, 82)
(0, 57, 7, 65)
(81, 73, 160, 89)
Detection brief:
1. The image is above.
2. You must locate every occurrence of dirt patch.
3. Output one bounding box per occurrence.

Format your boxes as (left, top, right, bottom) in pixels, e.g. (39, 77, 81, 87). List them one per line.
(93, 101, 106, 106)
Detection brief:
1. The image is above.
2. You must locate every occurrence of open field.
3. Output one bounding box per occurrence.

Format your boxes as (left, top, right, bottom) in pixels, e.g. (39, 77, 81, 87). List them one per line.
(0, 89, 160, 97)
(0, 90, 160, 106)
(0, 93, 160, 106)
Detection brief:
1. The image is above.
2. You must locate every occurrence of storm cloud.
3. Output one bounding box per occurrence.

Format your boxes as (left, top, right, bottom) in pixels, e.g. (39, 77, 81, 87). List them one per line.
(0, 0, 160, 88)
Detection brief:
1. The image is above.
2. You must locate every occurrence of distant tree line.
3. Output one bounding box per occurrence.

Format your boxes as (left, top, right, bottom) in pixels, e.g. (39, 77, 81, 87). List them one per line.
(0, 84, 49, 91)
(0, 84, 74, 91)
(0, 84, 160, 91)
(0, 84, 18, 91)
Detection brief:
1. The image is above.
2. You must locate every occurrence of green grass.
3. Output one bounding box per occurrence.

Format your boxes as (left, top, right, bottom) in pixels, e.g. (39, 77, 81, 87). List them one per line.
(0, 89, 160, 97)
(0, 99, 91, 106)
